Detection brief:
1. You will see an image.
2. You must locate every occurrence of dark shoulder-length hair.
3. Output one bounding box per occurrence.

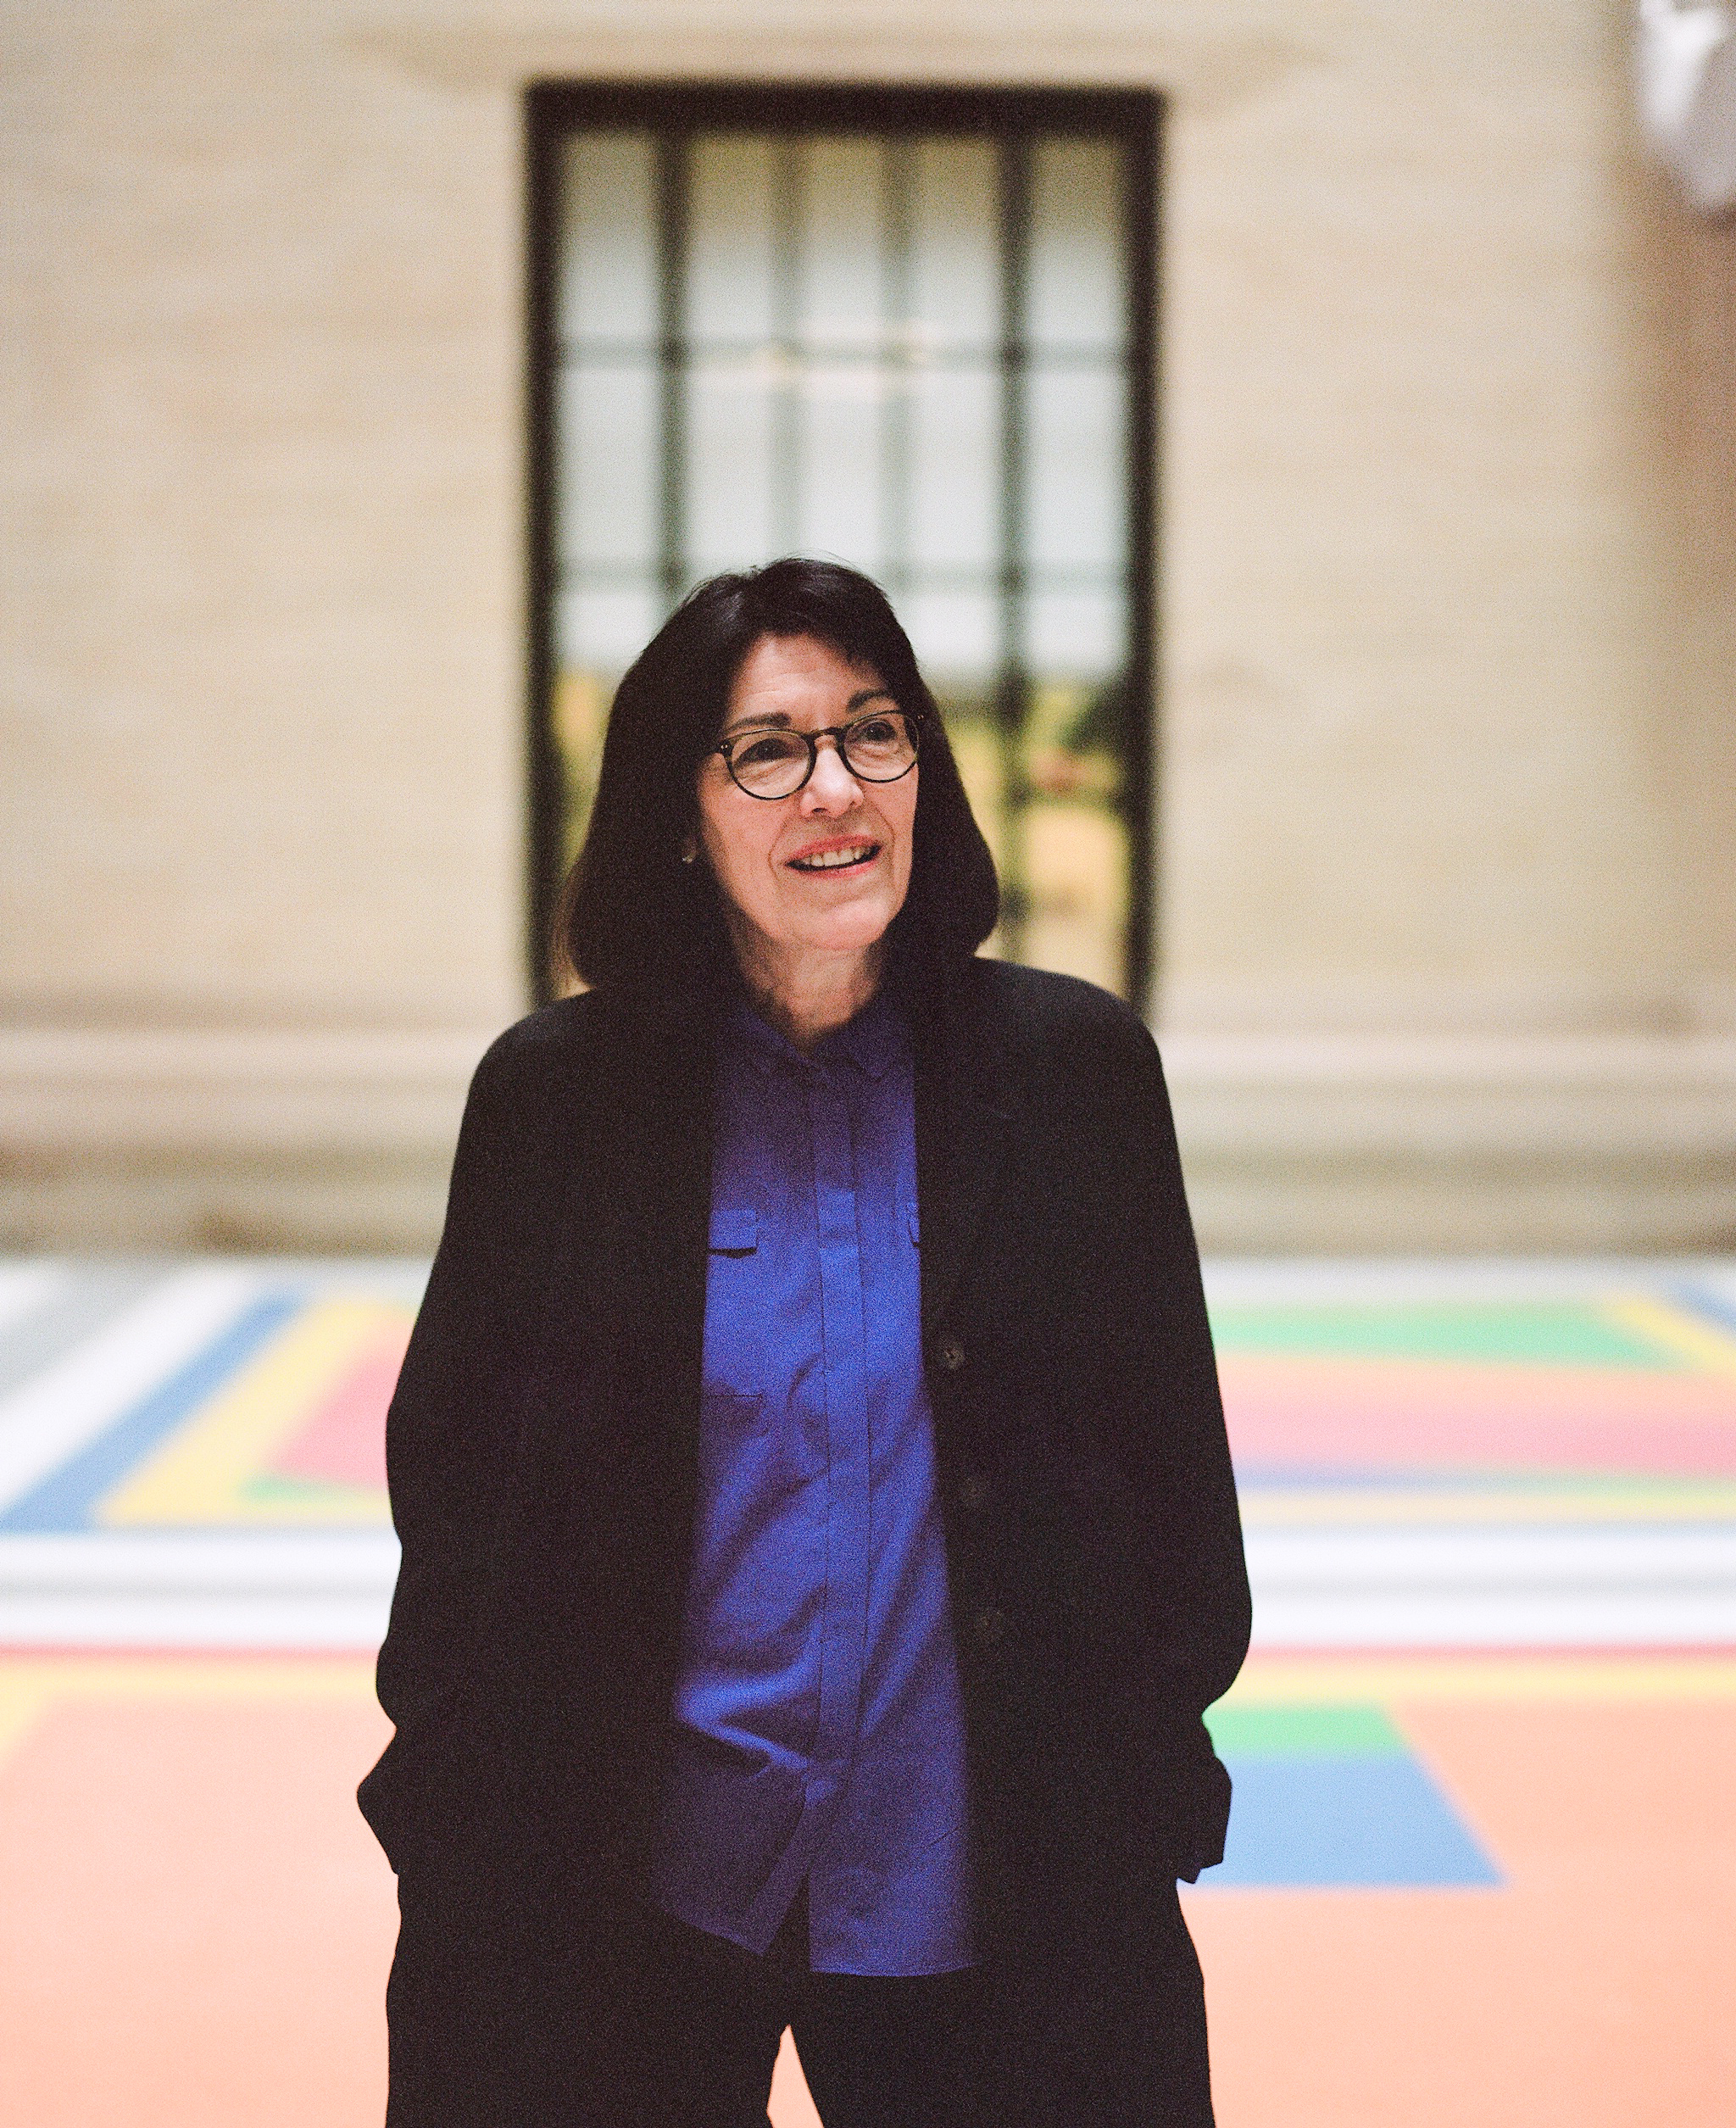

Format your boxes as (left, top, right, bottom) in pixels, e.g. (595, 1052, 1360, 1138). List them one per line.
(554, 558, 999, 998)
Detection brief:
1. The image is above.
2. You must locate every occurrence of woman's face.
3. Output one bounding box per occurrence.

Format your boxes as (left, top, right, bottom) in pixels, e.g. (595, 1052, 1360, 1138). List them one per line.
(693, 632, 918, 982)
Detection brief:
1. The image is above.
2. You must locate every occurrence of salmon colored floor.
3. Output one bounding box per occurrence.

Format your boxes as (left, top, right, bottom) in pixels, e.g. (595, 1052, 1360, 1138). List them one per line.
(1186, 1696, 1736, 2128)
(3, 1655, 1733, 2127)
(0, 1657, 829, 2128)
(3, 1259, 1733, 2125)
(0, 1670, 396, 2128)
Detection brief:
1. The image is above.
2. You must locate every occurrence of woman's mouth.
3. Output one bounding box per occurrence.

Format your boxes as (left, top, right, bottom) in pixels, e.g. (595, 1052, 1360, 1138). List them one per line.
(787, 839, 881, 874)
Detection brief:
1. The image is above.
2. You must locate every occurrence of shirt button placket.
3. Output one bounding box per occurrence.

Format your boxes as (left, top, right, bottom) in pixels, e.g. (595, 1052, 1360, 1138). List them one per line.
(810, 1071, 871, 1790)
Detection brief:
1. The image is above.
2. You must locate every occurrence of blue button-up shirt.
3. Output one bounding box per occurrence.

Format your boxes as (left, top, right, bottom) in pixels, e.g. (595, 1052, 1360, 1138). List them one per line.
(650, 993, 974, 1976)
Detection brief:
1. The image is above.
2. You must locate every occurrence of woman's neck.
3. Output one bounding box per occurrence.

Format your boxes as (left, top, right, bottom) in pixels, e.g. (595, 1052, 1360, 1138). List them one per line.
(728, 924, 884, 1055)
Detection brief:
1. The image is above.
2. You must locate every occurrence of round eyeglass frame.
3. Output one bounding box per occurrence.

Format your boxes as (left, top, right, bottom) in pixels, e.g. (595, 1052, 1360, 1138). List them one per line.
(710, 708, 925, 801)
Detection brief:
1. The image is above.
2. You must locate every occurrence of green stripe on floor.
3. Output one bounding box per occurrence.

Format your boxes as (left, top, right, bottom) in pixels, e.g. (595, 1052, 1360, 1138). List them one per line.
(1206, 1702, 1408, 1758)
(1206, 1301, 1678, 1368)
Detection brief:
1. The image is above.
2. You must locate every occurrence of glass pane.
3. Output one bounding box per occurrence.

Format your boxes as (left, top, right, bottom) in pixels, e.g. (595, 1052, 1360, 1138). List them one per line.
(1026, 588, 1127, 681)
(909, 138, 1000, 356)
(798, 365, 883, 568)
(544, 117, 1141, 1003)
(554, 581, 659, 673)
(552, 580, 660, 865)
(685, 359, 778, 571)
(558, 132, 657, 345)
(798, 137, 885, 354)
(554, 361, 659, 571)
(687, 135, 780, 343)
(1027, 140, 1126, 354)
(1021, 801, 1129, 994)
(1023, 365, 1126, 576)
(909, 366, 1001, 572)
(902, 588, 999, 681)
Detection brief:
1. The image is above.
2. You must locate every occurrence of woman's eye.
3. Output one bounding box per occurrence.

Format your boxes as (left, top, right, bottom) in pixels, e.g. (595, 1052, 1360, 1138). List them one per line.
(737, 734, 797, 766)
(851, 717, 898, 745)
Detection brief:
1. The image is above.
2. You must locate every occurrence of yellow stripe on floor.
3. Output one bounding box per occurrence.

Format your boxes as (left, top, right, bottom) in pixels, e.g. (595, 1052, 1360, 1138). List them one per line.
(98, 1301, 403, 1526)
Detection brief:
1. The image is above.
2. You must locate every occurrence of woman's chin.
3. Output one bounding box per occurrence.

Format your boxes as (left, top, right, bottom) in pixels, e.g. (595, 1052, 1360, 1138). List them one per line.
(774, 891, 901, 961)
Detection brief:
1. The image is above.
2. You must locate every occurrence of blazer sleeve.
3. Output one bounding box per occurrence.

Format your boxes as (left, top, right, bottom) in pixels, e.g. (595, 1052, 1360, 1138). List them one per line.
(1127, 1019, 1250, 1713)
(1064, 998, 1251, 1873)
(360, 1034, 537, 1855)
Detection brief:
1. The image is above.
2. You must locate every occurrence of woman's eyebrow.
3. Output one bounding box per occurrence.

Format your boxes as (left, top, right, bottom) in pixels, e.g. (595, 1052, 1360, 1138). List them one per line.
(721, 688, 894, 739)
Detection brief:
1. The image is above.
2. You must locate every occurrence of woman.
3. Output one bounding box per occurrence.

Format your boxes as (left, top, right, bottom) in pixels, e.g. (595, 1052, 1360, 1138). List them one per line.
(359, 559, 1249, 2127)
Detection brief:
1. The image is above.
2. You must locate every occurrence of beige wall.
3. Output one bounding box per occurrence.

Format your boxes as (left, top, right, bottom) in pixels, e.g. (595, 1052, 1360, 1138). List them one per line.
(1164, 3, 1736, 1039)
(2, 1, 1733, 1251)
(1156, 3, 1736, 1245)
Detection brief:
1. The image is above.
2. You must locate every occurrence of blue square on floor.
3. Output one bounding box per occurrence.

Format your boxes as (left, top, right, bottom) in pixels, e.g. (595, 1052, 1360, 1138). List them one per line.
(1194, 1704, 1502, 1889)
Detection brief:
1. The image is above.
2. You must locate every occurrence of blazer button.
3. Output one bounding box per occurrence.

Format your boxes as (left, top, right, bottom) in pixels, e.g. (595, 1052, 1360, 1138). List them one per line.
(972, 1605, 1007, 1648)
(937, 1334, 966, 1373)
(956, 1470, 988, 1512)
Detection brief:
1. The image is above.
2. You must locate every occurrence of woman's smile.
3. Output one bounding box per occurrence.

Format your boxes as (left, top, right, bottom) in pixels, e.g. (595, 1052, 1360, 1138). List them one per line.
(787, 835, 882, 874)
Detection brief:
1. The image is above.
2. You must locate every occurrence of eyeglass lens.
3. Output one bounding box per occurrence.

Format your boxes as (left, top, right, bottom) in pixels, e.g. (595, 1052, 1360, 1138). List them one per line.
(727, 713, 918, 798)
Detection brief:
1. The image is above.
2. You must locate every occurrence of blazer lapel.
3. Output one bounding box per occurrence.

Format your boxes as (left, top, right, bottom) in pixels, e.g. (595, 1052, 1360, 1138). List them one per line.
(564, 993, 717, 1551)
(915, 960, 1021, 1338)
(627, 1028, 715, 1301)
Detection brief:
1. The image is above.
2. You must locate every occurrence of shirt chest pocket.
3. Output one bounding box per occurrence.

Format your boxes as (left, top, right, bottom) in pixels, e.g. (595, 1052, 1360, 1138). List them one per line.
(709, 1207, 759, 1257)
(702, 1206, 763, 1401)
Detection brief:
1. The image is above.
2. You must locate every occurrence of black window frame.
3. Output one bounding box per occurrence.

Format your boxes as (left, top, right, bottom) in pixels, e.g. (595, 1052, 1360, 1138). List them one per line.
(525, 81, 1161, 1009)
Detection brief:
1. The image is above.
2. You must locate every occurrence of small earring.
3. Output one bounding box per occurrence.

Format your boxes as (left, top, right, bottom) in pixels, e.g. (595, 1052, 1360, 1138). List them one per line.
(680, 844, 697, 866)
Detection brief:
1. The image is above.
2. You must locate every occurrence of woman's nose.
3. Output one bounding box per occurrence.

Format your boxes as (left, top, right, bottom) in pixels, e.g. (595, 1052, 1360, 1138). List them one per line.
(801, 737, 861, 811)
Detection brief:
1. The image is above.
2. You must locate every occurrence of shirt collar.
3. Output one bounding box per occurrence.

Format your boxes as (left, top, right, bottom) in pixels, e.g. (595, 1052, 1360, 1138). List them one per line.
(728, 989, 905, 1082)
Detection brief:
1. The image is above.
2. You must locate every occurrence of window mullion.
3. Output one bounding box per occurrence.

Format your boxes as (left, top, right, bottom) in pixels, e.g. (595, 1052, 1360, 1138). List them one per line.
(995, 132, 1032, 965)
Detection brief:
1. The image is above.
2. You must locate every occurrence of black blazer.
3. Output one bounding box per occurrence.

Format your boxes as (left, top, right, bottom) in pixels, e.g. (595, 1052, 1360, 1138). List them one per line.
(361, 955, 1250, 2128)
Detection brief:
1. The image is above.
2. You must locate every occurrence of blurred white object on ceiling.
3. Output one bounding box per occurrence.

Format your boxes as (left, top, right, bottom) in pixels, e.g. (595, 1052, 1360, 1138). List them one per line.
(1638, 0, 1736, 213)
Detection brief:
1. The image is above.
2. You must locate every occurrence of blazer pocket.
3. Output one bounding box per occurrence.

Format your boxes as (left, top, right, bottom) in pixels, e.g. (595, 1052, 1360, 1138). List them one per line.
(1116, 1721, 1233, 1884)
(358, 1696, 487, 1872)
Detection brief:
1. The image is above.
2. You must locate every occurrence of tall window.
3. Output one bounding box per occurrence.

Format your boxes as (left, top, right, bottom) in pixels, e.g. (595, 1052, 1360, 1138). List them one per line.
(528, 86, 1157, 1001)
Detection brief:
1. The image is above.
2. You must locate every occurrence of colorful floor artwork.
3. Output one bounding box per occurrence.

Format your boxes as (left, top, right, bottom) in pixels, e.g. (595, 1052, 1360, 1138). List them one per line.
(2, 1256, 1734, 2125)
(1201, 1698, 1500, 1887)
(1216, 1285, 1736, 1517)
(1184, 1658, 1736, 2128)
(0, 1278, 409, 1535)
(0, 1263, 416, 1647)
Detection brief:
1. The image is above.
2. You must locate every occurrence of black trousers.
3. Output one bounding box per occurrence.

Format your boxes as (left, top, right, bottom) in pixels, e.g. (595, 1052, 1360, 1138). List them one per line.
(386, 1850, 1212, 2127)
(635, 1880, 986, 2128)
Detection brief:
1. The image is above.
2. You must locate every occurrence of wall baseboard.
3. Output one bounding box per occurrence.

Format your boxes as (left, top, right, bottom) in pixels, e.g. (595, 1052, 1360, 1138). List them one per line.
(3, 1025, 1733, 1255)
(0, 1028, 492, 1253)
(1160, 1032, 1736, 1254)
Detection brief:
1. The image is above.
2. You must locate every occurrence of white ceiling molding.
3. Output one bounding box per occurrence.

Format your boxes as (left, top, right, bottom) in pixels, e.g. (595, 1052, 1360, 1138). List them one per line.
(342, 6, 1335, 110)
(1638, 0, 1736, 214)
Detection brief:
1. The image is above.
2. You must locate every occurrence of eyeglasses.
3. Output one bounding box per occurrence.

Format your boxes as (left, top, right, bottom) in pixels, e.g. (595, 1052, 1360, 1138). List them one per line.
(712, 709, 923, 800)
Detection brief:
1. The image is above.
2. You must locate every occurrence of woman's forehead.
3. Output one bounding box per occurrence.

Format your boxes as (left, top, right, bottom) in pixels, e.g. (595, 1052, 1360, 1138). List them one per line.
(723, 634, 893, 732)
